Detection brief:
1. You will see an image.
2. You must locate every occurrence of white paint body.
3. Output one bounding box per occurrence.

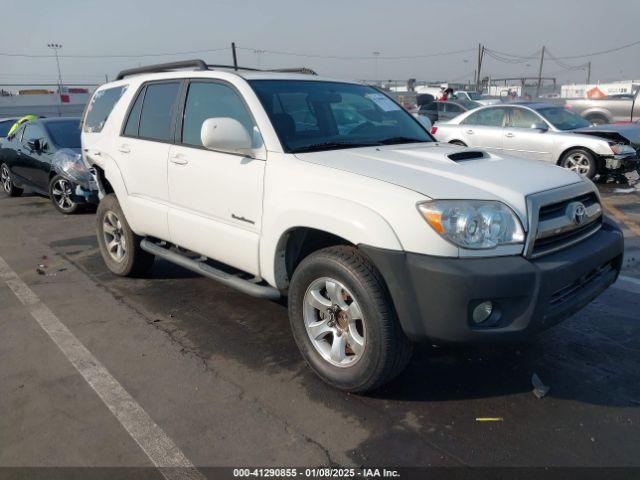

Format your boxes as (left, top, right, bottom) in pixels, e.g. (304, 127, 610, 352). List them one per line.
(82, 71, 592, 289)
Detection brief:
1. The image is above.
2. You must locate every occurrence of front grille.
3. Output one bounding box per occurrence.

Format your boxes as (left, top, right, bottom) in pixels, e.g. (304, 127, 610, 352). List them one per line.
(530, 191, 602, 258)
(549, 262, 614, 307)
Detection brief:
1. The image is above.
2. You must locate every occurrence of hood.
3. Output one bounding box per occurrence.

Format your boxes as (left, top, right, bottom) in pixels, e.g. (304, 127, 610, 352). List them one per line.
(296, 143, 583, 221)
(573, 123, 640, 145)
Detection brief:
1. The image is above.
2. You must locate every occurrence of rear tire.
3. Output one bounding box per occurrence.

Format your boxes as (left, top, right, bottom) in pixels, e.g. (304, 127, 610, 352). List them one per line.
(49, 174, 81, 214)
(560, 148, 597, 179)
(96, 193, 154, 277)
(1, 163, 23, 197)
(288, 246, 413, 393)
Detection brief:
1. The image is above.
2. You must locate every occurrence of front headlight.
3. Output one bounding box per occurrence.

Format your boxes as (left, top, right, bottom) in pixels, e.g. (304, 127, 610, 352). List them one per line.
(417, 200, 525, 249)
(609, 142, 635, 155)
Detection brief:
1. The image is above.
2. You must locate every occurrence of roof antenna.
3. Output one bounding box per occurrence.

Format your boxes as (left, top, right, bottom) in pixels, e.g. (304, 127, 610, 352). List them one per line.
(231, 42, 238, 71)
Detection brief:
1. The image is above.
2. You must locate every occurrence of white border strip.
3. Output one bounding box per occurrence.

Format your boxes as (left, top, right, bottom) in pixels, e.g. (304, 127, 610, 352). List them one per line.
(0, 256, 204, 480)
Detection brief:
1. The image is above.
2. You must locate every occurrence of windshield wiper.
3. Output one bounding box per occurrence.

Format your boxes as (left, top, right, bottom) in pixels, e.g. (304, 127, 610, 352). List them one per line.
(292, 141, 378, 153)
(376, 136, 427, 145)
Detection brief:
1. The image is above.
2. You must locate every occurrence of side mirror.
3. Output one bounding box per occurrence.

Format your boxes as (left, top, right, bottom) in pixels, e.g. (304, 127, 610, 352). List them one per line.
(201, 117, 253, 155)
(531, 122, 548, 132)
(27, 139, 41, 151)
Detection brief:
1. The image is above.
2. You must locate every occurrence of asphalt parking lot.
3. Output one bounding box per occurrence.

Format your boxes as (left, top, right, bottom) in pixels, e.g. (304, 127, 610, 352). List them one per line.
(1, 185, 640, 476)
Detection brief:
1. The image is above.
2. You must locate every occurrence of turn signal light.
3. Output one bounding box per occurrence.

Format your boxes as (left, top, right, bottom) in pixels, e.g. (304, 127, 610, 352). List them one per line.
(431, 126, 438, 135)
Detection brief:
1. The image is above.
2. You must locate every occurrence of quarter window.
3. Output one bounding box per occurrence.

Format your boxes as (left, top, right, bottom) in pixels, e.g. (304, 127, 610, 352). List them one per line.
(462, 108, 506, 127)
(181, 82, 254, 147)
(137, 82, 181, 142)
(83, 85, 127, 133)
(123, 86, 146, 137)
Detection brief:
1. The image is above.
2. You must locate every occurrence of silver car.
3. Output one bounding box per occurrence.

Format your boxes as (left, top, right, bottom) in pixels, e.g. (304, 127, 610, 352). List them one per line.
(432, 102, 639, 179)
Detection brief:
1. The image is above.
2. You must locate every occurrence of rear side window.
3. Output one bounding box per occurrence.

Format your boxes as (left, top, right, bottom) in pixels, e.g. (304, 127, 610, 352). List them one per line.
(462, 108, 506, 127)
(138, 82, 181, 142)
(0, 120, 15, 137)
(83, 86, 127, 133)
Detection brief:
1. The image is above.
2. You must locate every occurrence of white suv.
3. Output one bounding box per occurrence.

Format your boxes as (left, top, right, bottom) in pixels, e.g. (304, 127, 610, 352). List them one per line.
(82, 60, 624, 392)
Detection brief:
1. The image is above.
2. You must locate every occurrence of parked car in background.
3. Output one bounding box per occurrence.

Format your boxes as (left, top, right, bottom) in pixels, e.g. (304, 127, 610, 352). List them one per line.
(83, 60, 623, 392)
(454, 91, 501, 106)
(0, 117, 97, 213)
(432, 103, 639, 179)
(562, 88, 639, 124)
(416, 99, 480, 124)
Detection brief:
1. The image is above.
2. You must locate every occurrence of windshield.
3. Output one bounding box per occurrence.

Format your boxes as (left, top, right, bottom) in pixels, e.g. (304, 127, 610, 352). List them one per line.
(537, 107, 590, 130)
(45, 120, 81, 148)
(249, 80, 432, 153)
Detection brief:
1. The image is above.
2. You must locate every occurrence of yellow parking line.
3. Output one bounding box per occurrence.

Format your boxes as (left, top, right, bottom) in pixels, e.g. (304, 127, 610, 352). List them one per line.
(602, 199, 640, 237)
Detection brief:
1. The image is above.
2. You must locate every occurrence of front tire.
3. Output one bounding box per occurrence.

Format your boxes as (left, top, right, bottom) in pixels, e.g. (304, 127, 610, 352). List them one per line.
(96, 194, 155, 277)
(586, 114, 608, 126)
(1, 163, 23, 197)
(288, 246, 412, 393)
(560, 148, 597, 179)
(49, 175, 81, 214)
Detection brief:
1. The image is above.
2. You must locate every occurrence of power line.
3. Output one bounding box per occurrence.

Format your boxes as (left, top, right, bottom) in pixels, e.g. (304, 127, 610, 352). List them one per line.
(554, 39, 640, 59)
(0, 47, 229, 59)
(236, 46, 475, 60)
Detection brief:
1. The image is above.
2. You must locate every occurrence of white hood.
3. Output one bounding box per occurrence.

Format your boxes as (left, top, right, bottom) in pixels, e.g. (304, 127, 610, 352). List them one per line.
(296, 142, 584, 221)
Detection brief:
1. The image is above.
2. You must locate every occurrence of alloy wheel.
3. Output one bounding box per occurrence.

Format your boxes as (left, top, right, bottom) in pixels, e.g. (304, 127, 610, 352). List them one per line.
(1, 164, 11, 193)
(51, 178, 76, 211)
(303, 277, 366, 368)
(564, 153, 591, 176)
(102, 210, 127, 262)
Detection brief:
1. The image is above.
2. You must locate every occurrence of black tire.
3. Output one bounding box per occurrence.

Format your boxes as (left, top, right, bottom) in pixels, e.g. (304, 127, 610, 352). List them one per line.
(560, 148, 598, 179)
(449, 140, 467, 147)
(96, 193, 154, 277)
(48, 174, 82, 214)
(586, 114, 608, 126)
(288, 245, 413, 393)
(1, 163, 23, 197)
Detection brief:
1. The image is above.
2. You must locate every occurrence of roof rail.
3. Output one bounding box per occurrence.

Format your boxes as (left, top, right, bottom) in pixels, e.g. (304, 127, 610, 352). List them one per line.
(206, 64, 262, 72)
(268, 67, 318, 76)
(116, 59, 207, 80)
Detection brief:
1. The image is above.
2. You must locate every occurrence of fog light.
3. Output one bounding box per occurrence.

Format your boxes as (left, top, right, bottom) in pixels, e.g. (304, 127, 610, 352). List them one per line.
(472, 301, 493, 324)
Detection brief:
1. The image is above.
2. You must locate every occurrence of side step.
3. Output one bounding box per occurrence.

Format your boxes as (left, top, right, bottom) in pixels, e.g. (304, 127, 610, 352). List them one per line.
(140, 239, 281, 300)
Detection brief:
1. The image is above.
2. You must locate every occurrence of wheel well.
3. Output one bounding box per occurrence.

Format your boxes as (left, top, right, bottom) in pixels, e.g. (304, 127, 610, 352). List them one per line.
(556, 146, 599, 166)
(275, 227, 353, 290)
(584, 112, 610, 123)
(93, 166, 114, 194)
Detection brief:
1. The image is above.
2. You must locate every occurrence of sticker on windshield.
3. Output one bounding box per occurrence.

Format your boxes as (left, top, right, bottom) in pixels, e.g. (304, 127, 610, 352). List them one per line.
(365, 93, 401, 112)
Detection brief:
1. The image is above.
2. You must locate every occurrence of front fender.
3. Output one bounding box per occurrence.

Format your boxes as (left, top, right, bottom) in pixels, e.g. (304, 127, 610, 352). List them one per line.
(260, 192, 403, 287)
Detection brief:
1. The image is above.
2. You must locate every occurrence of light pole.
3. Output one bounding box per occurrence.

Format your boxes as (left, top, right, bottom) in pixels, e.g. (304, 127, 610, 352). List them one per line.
(47, 43, 63, 116)
(372, 51, 380, 83)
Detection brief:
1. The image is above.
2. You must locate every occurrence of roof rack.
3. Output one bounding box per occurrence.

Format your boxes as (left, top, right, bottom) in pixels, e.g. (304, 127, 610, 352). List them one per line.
(116, 59, 318, 80)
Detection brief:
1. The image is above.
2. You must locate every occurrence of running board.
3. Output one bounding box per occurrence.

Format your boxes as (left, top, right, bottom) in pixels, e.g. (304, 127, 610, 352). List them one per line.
(140, 239, 281, 300)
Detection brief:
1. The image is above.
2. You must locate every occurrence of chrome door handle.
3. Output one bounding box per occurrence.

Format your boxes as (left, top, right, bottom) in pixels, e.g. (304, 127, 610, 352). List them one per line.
(465, 129, 474, 134)
(170, 154, 188, 165)
(505, 133, 515, 138)
(118, 145, 131, 154)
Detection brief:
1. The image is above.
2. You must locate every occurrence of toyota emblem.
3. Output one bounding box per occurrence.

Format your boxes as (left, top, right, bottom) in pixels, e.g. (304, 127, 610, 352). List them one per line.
(566, 201, 587, 226)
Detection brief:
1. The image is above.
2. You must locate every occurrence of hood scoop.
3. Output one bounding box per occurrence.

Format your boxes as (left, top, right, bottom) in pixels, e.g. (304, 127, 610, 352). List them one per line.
(447, 150, 487, 162)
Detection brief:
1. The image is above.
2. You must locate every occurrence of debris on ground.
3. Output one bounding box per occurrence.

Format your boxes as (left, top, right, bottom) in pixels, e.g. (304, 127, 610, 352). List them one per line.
(36, 264, 47, 275)
(532, 373, 550, 399)
(475, 417, 503, 422)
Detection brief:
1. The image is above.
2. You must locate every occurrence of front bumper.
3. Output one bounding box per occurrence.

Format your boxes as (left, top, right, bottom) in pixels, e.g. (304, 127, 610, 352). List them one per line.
(602, 153, 639, 173)
(361, 218, 624, 343)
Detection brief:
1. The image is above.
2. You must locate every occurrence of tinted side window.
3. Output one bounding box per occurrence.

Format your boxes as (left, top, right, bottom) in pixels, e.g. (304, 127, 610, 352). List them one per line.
(23, 124, 47, 143)
(83, 85, 128, 133)
(123, 86, 146, 137)
(462, 108, 505, 127)
(507, 107, 541, 128)
(181, 82, 254, 147)
(0, 120, 14, 137)
(138, 82, 181, 142)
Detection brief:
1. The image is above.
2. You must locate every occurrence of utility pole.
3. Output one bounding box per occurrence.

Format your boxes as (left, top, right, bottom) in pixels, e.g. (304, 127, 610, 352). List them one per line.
(536, 46, 545, 98)
(476, 44, 484, 92)
(47, 43, 63, 117)
(586, 61, 592, 84)
(231, 42, 238, 70)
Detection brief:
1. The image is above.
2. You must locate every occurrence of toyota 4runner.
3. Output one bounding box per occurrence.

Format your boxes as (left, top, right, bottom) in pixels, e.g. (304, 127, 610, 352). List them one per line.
(81, 60, 624, 392)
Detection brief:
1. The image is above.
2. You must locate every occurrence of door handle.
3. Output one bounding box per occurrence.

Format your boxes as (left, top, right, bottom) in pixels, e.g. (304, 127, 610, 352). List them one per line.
(118, 145, 131, 154)
(170, 154, 189, 165)
(505, 132, 515, 138)
(465, 129, 474, 134)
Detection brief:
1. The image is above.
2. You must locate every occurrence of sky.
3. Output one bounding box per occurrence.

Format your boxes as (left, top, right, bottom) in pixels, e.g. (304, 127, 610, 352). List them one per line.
(1, 0, 639, 88)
